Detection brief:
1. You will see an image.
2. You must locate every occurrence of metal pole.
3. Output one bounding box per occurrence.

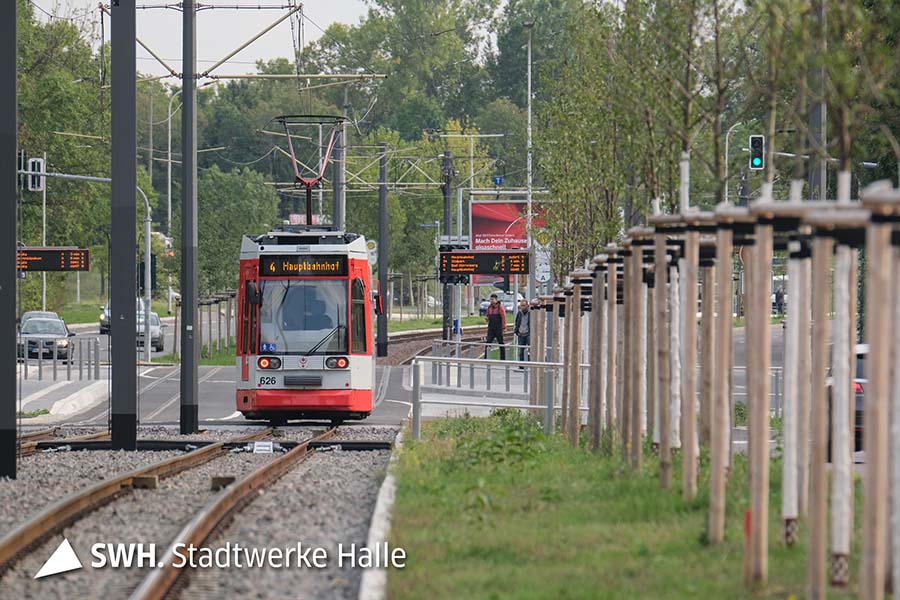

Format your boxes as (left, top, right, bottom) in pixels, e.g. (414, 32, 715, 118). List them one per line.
(147, 92, 153, 186)
(724, 122, 741, 204)
(526, 24, 535, 302)
(143, 190, 151, 364)
(456, 186, 462, 342)
(412, 362, 421, 439)
(442, 151, 453, 341)
(167, 90, 179, 236)
(0, 2, 15, 477)
(41, 151, 47, 311)
(377, 143, 388, 357)
(111, 0, 137, 450)
(808, 0, 827, 201)
(180, 0, 199, 433)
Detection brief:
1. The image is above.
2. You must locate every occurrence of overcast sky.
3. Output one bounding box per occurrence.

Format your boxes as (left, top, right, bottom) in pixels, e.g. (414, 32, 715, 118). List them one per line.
(32, 0, 368, 79)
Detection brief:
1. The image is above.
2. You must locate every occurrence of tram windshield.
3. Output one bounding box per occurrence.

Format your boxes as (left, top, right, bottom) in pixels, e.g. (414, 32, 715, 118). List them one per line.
(257, 279, 348, 355)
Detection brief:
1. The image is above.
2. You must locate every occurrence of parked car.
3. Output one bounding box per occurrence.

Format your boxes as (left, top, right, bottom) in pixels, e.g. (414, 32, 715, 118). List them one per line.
(17, 318, 75, 361)
(827, 344, 866, 459)
(100, 298, 146, 335)
(19, 311, 60, 328)
(478, 292, 523, 316)
(137, 312, 166, 352)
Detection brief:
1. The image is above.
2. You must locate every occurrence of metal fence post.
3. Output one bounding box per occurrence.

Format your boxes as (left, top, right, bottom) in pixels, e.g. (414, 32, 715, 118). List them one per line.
(412, 361, 422, 439)
(544, 365, 554, 435)
(78, 339, 83, 380)
(94, 337, 100, 380)
(38, 338, 43, 380)
(66, 344, 71, 380)
(52, 340, 58, 380)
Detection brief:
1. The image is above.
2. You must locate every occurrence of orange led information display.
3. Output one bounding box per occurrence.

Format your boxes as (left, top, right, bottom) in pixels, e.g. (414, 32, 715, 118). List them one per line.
(16, 247, 90, 272)
(259, 254, 348, 277)
(440, 251, 530, 276)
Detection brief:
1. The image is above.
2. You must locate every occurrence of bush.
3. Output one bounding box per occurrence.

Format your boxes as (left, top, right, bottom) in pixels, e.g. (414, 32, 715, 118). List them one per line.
(445, 408, 546, 467)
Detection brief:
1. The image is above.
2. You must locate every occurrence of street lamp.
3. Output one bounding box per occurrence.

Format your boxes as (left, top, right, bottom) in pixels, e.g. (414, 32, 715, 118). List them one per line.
(724, 121, 742, 204)
(523, 20, 535, 300)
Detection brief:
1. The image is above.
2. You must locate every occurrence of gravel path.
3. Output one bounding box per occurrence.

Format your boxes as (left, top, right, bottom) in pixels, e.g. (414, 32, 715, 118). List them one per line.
(0, 450, 184, 540)
(180, 448, 391, 600)
(1, 451, 278, 598)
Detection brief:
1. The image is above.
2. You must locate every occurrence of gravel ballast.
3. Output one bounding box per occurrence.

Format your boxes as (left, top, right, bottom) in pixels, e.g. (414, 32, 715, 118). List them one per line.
(180, 448, 392, 600)
(0, 450, 183, 539)
(1, 450, 279, 598)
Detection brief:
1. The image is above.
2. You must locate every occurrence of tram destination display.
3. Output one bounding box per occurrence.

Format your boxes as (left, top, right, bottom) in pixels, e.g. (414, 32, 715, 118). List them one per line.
(16, 247, 90, 272)
(440, 251, 530, 276)
(259, 254, 348, 277)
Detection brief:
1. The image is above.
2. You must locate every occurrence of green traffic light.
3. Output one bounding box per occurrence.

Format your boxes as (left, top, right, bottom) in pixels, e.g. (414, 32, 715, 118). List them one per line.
(752, 157, 762, 167)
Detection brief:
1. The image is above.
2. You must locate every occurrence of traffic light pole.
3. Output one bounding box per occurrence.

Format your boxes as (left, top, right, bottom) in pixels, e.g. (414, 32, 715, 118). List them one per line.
(1, 1, 17, 478)
(377, 143, 388, 357)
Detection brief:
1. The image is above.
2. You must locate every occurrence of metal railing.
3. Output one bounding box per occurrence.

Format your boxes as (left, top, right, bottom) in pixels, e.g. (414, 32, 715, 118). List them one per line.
(18, 337, 102, 381)
(411, 355, 591, 439)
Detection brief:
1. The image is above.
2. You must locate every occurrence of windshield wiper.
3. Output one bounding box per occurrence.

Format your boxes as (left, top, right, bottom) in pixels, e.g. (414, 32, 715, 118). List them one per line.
(305, 325, 345, 356)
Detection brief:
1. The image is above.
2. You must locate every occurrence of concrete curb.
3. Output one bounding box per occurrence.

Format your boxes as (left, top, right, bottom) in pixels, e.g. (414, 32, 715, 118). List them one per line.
(49, 380, 108, 416)
(358, 428, 404, 600)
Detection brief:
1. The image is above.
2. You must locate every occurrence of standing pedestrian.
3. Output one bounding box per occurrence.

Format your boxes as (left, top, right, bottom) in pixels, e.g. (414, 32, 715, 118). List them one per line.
(484, 293, 507, 360)
(775, 287, 785, 315)
(514, 298, 530, 366)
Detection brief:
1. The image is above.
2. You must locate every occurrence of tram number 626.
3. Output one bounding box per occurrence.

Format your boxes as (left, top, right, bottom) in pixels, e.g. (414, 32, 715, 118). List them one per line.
(258, 376, 277, 386)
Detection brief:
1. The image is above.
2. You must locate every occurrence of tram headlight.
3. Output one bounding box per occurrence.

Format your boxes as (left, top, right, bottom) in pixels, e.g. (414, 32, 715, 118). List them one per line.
(257, 356, 281, 370)
(325, 356, 349, 369)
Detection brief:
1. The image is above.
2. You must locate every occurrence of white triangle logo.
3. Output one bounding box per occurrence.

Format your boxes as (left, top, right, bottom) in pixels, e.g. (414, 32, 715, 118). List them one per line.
(34, 538, 83, 579)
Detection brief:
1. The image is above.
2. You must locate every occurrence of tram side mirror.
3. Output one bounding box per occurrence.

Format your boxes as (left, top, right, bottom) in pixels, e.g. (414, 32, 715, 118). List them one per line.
(245, 281, 261, 306)
(373, 293, 384, 316)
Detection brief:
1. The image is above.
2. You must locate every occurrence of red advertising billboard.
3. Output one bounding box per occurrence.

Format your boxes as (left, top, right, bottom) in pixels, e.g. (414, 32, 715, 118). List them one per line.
(470, 200, 546, 251)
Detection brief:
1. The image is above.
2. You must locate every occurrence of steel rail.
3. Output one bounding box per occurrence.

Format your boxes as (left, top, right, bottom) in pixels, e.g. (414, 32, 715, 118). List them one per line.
(0, 428, 273, 571)
(17, 427, 59, 442)
(130, 427, 337, 600)
(17, 430, 110, 458)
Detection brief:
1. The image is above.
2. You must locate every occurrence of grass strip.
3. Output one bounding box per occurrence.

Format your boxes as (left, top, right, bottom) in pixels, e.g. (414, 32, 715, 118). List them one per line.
(388, 410, 859, 599)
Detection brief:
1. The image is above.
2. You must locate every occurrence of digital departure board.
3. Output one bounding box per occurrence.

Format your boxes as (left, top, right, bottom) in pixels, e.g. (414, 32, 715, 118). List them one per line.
(259, 254, 348, 277)
(440, 251, 530, 276)
(16, 247, 90, 272)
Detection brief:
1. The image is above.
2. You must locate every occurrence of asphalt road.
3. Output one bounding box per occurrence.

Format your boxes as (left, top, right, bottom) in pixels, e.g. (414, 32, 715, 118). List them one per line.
(69, 311, 232, 363)
(58, 363, 410, 428)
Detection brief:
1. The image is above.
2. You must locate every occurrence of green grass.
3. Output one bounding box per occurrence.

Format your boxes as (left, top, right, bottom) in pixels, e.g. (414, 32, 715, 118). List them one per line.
(153, 339, 236, 366)
(59, 299, 174, 324)
(385, 315, 494, 333)
(17, 408, 49, 418)
(732, 314, 786, 328)
(388, 410, 860, 599)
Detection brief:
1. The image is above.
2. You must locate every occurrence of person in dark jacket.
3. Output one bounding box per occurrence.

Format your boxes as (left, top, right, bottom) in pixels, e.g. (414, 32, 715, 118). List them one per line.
(513, 298, 530, 364)
(484, 293, 507, 359)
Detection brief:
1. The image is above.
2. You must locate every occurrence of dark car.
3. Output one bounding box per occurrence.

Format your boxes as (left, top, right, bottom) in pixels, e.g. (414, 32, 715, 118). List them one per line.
(17, 317, 76, 361)
(827, 344, 866, 459)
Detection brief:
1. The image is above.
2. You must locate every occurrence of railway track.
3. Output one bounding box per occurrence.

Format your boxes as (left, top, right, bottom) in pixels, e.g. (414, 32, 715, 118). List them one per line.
(17, 430, 110, 458)
(388, 325, 491, 366)
(0, 428, 274, 573)
(0, 425, 397, 599)
(131, 426, 338, 600)
(17, 427, 59, 443)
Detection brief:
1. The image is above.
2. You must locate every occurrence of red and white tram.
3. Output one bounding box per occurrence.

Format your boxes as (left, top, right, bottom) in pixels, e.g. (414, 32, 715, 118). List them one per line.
(235, 226, 375, 424)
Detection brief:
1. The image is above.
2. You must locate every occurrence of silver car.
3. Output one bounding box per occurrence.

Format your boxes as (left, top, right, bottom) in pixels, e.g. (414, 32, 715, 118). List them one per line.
(17, 318, 75, 361)
(137, 312, 166, 352)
